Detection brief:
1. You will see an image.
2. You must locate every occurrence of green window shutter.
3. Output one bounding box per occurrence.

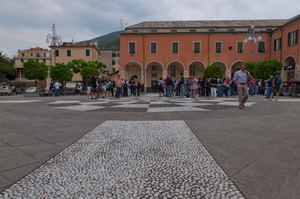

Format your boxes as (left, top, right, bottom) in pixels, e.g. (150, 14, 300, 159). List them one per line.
(151, 43, 157, 54)
(288, 32, 291, 46)
(279, 38, 282, 49)
(21, 59, 23, 63)
(86, 50, 90, 56)
(67, 50, 71, 56)
(112, 60, 115, 65)
(295, 29, 299, 45)
(172, 42, 178, 54)
(237, 42, 243, 53)
(112, 53, 116, 57)
(274, 39, 277, 51)
(55, 50, 59, 57)
(215, 42, 221, 53)
(129, 42, 135, 54)
(194, 42, 200, 53)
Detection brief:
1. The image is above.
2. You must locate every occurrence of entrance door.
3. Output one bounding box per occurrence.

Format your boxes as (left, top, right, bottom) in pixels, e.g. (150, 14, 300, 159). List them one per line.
(151, 80, 158, 92)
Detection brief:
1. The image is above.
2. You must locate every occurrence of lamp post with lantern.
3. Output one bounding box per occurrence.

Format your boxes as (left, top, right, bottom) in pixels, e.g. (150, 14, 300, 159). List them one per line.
(244, 23, 262, 61)
(46, 24, 63, 66)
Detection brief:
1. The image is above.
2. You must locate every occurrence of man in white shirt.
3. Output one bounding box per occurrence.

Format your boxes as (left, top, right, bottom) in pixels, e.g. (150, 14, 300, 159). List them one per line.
(233, 64, 251, 109)
(54, 81, 62, 97)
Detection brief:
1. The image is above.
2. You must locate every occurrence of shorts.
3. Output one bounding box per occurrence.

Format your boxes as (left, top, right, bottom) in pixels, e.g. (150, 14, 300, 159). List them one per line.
(87, 86, 91, 94)
(91, 87, 97, 93)
(272, 85, 280, 93)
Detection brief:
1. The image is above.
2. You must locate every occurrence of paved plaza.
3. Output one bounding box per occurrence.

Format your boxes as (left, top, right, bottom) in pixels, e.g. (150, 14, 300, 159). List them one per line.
(0, 94, 299, 198)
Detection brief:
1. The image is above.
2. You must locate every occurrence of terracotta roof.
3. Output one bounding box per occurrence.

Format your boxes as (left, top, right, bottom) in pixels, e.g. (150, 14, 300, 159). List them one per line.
(126, 19, 288, 29)
(21, 47, 49, 52)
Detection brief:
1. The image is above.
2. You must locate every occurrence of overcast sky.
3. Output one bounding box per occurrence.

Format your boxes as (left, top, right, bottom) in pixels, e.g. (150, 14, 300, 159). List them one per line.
(0, 0, 299, 58)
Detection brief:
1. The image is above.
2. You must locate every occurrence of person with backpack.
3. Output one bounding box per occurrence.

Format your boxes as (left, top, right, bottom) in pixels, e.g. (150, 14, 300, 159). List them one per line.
(269, 72, 282, 101)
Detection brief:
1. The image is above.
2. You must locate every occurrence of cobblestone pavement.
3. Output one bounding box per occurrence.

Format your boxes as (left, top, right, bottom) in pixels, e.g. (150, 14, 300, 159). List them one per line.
(0, 121, 245, 199)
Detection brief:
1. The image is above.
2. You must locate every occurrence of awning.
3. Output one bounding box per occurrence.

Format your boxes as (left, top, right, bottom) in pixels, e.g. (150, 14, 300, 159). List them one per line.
(284, 65, 295, 71)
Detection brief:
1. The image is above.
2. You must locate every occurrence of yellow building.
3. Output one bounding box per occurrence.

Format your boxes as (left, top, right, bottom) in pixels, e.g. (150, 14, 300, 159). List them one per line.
(50, 42, 101, 81)
(13, 47, 51, 89)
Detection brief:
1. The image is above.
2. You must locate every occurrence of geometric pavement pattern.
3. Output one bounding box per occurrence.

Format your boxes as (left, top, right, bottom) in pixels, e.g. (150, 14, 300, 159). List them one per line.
(49, 95, 257, 112)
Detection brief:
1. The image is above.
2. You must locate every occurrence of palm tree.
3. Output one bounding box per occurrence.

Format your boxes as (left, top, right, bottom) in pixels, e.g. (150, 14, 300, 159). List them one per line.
(0, 51, 12, 65)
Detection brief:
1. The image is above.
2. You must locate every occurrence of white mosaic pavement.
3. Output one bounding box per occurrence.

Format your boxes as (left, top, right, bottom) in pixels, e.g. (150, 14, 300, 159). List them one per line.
(0, 121, 245, 199)
(49, 96, 257, 112)
(0, 100, 42, 103)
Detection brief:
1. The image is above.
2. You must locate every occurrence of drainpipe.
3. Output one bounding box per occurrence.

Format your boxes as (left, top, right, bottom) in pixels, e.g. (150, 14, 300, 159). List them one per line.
(280, 28, 283, 63)
(207, 32, 210, 65)
(142, 34, 145, 90)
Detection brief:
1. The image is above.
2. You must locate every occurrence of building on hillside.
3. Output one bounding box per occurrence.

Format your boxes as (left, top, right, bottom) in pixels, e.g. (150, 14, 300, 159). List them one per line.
(13, 47, 51, 89)
(49, 42, 103, 82)
(120, 14, 300, 92)
(99, 51, 120, 75)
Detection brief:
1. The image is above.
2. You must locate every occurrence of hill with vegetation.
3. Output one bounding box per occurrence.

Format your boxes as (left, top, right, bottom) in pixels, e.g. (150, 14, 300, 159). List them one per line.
(79, 30, 124, 51)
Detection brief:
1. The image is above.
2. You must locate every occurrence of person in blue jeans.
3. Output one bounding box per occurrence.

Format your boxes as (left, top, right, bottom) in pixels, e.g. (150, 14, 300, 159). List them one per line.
(217, 77, 223, 97)
(179, 73, 185, 97)
(265, 76, 273, 99)
(185, 78, 190, 97)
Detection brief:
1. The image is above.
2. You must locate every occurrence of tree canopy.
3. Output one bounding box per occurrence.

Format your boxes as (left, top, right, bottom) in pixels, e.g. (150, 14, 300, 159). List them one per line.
(235, 59, 283, 79)
(203, 63, 224, 78)
(50, 63, 73, 83)
(80, 66, 99, 83)
(23, 59, 48, 85)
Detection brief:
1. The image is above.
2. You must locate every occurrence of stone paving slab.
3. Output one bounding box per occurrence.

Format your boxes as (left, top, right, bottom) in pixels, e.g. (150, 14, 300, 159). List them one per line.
(0, 121, 245, 199)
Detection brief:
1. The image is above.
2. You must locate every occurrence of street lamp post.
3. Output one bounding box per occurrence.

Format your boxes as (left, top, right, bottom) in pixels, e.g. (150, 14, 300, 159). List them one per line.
(46, 24, 62, 66)
(244, 23, 262, 61)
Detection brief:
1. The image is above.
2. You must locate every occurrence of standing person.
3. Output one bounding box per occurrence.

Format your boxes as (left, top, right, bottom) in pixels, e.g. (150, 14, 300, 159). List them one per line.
(166, 75, 173, 97)
(217, 77, 223, 97)
(90, 74, 98, 100)
(123, 80, 128, 97)
(129, 77, 136, 96)
(233, 64, 251, 109)
(136, 79, 141, 96)
(288, 79, 294, 96)
(249, 78, 256, 96)
(205, 78, 210, 97)
(222, 77, 230, 97)
(190, 76, 198, 98)
(174, 79, 179, 97)
(54, 81, 62, 97)
(179, 73, 185, 98)
(230, 79, 236, 96)
(265, 76, 273, 99)
(185, 78, 190, 97)
(86, 75, 92, 99)
(115, 75, 122, 98)
(75, 83, 80, 95)
(201, 77, 206, 97)
(270, 72, 282, 101)
(158, 77, 164, 97)
(49, 82, 54, 96)
(210, 76, 217, 98)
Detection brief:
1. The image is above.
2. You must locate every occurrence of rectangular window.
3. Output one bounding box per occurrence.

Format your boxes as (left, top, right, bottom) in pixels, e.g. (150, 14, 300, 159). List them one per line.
(36, 53, 40, 57)
(86, 49, 90, 56)
(117, 53, 120, 57)
(30, 53, 33, 56)
(43, 59, 46, 63)
(67, 50, 71, 56)
(129, 42, 136, 55)
(150, 42, 157, 54)
(112, 60, 115, 65)
(288, 29, 298, 47)
(274, 37, 282, 51)
(258, 41, 265, 53)
(44, 53, 46, 57)
(55, 50, 59, 57)
(171, 29, 177, 32)
(193, 42, 200, 53)
(21, 59, 23, 63)
(215, 42, 222, 53)
(172, 42, 179, 54)
(22, 53, 24, 56)
(112, 53, 116, 57)
(190, 29, 196, 32)
(237, 42, 243, 53)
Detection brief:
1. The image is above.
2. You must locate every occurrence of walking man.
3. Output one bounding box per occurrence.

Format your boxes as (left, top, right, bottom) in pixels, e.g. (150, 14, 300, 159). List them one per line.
(270, 72, 282, 101)
(233, 64, 251, 109)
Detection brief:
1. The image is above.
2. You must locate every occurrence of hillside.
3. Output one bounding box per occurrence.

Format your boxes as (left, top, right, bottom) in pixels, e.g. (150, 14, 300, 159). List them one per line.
(79, 30, 124, 51)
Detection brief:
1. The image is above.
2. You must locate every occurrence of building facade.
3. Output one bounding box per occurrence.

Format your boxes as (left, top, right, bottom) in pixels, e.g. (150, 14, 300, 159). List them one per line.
(120, 15, 300, 91)
(13, 47, 51, 89)
(99, 51, 120, 74)
(50, 42, 101, 81)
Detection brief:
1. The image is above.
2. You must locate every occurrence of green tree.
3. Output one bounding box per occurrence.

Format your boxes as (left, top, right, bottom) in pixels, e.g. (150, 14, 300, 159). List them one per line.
(23, 59, 48, 87)
(0, 51, 17, 80)
(203, 63, 224, 78)
(50, 63, 73, 84)
(66, 59, 106, 83)
(80, 66, 99, 83)
(236, 61, 257, 78)
(255, 59, 283, 79)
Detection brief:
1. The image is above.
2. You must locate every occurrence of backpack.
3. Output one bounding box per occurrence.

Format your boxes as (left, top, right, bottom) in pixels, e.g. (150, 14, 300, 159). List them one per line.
(275, 76, 282, 85)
